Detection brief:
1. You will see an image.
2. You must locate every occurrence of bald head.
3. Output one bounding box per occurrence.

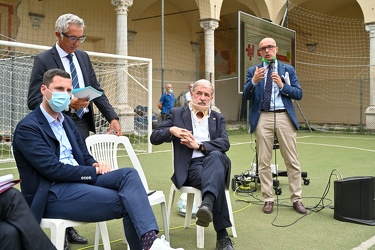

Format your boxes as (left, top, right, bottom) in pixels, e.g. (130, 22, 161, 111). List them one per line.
(165, 84, 173, 94)
(258, 37, 278, 61)
(259, 37, 276, 47)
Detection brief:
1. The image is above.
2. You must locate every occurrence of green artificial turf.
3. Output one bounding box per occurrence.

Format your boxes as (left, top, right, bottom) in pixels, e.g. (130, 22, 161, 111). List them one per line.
(2, 131, 374, 250)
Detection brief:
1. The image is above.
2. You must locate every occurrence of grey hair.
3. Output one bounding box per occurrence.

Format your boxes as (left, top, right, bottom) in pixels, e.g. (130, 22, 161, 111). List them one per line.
(192, 79, 214, 94)
(55, 14, 85, 33)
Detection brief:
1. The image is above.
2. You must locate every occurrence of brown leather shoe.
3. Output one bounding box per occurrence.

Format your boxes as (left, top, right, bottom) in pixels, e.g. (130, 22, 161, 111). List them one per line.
(293, 201, 307, 214)
(263, 201, 274, 214)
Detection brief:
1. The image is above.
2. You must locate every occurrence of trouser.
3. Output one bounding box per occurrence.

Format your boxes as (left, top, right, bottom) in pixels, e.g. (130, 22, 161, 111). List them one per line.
(43, 168, 159, 250)
(0, 188, 56, 250)
(183, 151, 232, 231)
(255, 112, 303, 203)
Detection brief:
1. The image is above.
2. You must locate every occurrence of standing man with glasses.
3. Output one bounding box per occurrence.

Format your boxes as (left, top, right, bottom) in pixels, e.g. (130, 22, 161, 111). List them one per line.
(243, 37, 306, 215)
(28, 13, 122, 141)
(27, 13, 122, 250)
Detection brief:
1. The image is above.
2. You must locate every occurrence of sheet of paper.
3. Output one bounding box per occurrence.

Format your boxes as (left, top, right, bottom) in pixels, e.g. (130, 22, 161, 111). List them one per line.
(72, 86, 103, 101)
(0, 174, 13, 184)
(0, 174, 21, 194)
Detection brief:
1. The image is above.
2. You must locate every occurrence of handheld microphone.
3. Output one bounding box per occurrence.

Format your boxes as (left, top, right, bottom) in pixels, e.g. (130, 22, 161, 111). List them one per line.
(269, 59, 275, 72)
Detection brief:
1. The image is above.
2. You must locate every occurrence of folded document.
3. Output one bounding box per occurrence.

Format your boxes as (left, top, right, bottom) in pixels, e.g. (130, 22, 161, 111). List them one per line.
(0, 174, 21, 194)
(72, 86, 103, 101)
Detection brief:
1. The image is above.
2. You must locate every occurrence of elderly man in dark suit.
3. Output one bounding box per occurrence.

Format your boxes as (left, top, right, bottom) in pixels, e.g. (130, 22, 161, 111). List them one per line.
(243, 37, 306, 215)
(28, 13, 121, 141)
(13, 69, 183, 250)
(150, 79, 234, 250)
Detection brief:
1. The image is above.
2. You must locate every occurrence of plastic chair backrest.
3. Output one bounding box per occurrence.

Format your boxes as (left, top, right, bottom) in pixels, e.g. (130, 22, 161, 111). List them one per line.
(86, 134, 150, 193)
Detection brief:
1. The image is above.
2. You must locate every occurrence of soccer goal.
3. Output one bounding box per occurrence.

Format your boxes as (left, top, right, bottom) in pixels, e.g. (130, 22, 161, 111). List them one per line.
(0, 40, 153, 163)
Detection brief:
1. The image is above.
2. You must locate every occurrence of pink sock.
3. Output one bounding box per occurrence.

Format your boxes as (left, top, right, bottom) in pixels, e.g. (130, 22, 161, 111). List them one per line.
(141, 230, 157, 250)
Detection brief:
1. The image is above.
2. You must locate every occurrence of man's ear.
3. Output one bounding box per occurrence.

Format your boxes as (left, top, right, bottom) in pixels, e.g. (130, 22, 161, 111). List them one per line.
(55, 31, 62, 40)
(40, 84, 47, 95)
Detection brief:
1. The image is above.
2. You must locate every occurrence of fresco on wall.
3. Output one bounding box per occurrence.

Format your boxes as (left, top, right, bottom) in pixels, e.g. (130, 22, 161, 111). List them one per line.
(215, 50, 230, 76)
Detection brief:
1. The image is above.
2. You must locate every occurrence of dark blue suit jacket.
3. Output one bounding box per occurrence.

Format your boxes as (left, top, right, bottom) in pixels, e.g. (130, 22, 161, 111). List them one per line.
(243, 61, 303, 133)
(27, 45, 118, 133)
(150, 106, 230, 189)
(12, 106, 98, 222)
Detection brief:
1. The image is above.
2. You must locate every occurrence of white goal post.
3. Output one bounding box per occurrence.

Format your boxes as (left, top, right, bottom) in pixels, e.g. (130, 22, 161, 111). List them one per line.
(0, 40, 153, 163)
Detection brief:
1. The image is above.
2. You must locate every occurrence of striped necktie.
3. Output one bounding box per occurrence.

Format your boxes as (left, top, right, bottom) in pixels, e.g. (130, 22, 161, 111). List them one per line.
(66, 54, 84, 118)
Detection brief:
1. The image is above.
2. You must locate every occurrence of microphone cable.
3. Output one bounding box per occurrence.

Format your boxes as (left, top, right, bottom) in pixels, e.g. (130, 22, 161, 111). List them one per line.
(270, 59, 282, 219)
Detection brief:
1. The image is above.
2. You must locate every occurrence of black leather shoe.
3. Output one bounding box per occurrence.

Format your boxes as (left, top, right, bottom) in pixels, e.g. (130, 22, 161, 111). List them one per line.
(64, 234, 70, 250)
(66, 227, 88, 244)
(216, 236, 234, 250)
(196, 204, 213, 227)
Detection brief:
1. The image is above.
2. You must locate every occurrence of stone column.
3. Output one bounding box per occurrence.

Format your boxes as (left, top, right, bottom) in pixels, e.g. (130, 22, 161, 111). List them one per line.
(365, 23, 375, 129)
(191, 41, 200, 80)
(200, 19, 219, 110)
(112, 0, 134, 133)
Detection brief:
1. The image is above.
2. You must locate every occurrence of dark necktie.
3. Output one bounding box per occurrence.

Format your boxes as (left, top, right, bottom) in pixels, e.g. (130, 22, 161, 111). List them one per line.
(262, 65, 273, 111)
(66, 54, 84, 118)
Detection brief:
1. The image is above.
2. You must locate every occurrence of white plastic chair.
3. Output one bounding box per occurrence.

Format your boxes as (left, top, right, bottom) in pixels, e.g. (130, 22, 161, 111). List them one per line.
(40, 219, 110, 250)
(85, 134, 170, 248)
(167, 150, 237, 249)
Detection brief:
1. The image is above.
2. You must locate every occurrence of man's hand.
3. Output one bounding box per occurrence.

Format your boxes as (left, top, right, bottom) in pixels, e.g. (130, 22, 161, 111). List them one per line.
(93, 161, 112, 175)
(107, 119, 122, 136)
(252, 66, 266, 84)
(70, 97, 89, 110)
(272, 72, 284, 89)
(169, 127, 199, 149)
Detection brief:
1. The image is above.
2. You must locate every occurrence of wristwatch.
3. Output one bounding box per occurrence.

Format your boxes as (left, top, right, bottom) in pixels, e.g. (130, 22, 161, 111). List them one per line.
(198, 143, 204, 151)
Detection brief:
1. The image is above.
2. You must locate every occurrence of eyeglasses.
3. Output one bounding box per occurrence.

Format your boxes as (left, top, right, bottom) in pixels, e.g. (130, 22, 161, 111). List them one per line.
(259, 45, 276, 51)
(61, 32, 86, 43)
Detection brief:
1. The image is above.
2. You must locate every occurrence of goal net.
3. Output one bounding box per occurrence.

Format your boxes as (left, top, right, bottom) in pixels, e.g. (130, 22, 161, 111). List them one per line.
(0, 40, 152, 163)
(287, 2, 370, 129)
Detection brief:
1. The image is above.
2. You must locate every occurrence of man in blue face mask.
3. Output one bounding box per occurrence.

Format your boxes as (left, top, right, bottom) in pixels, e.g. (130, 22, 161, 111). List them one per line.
(157, 83, 175, 120)
(13, 69, 184, 250)
(44, 85, 72, 112)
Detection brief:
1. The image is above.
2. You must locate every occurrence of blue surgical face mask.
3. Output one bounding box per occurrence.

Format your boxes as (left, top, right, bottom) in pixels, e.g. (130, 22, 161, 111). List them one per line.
(168, 89, 173, 94)
(44, 86, 71, 112)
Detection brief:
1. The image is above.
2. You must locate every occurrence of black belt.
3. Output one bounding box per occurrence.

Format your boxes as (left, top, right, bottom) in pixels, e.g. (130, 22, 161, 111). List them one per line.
(263, 109, 286, 113)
